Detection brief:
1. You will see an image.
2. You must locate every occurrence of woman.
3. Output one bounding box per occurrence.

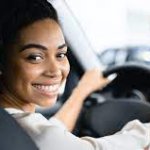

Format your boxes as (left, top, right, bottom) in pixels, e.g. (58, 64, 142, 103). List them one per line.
(0, 0, 149, 149)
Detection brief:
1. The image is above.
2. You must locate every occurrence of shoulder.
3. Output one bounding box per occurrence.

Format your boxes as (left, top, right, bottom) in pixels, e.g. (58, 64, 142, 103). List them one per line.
(5, 108, 64, 135)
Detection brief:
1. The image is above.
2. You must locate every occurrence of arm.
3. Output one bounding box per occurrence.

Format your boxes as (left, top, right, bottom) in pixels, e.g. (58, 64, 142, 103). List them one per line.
(54, 68, 110, 131)
(35, 119, 150, 150)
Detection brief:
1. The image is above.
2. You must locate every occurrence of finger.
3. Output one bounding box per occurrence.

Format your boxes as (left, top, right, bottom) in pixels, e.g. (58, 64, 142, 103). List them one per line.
(107, 73, 117, 82)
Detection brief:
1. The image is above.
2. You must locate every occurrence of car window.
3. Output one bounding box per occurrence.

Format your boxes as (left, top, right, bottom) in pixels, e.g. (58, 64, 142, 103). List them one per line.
(62, 0, 150, 54)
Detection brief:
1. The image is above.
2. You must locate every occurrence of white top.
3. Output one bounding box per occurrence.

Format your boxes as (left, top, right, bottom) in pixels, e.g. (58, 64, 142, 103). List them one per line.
(5, 108, 150, 150)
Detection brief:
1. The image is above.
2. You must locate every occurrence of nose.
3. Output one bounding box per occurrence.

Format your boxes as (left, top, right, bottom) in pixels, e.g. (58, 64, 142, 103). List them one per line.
(44, 59, 61, 78)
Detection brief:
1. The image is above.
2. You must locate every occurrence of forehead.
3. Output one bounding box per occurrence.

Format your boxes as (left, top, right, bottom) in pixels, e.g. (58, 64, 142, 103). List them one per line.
(16, 19, 65, 48)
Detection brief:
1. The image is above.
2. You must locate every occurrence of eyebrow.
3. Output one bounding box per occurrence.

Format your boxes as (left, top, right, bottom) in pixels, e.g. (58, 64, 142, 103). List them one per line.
(58, 43, 67, 49)
(19, 43, 67, 52)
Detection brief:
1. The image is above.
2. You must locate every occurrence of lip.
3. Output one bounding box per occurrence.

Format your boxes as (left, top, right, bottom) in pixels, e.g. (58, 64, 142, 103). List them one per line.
(32, 83, 60, 97)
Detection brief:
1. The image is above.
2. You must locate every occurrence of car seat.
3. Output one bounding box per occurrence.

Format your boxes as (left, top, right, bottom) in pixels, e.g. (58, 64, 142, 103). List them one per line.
(0, 108, 38, 150)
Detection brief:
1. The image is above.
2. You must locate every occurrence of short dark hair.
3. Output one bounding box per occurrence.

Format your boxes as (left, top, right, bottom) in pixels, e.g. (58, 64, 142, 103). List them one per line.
(0, 0, 58, 49)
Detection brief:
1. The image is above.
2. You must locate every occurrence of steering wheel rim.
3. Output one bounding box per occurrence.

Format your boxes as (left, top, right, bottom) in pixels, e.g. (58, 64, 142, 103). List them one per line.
(102, 62, 150, 77)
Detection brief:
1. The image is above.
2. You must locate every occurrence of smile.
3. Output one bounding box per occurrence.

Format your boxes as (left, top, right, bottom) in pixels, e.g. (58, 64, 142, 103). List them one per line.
(32, 84, 60, 96)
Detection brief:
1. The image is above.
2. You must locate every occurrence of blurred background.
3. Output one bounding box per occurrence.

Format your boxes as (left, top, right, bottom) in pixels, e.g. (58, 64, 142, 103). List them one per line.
(57, 0, 150, 68)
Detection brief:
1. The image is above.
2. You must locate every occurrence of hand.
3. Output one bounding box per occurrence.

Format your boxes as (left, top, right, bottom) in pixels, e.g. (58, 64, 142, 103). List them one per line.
(145, 147, 149, 150)
(76, 68, 110, 97)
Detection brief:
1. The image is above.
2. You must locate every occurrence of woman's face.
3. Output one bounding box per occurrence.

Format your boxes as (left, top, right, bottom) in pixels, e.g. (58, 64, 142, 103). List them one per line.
(2, 19, 70, 108)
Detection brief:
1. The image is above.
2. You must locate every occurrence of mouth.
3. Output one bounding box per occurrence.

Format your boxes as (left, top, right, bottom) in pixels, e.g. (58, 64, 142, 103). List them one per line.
(32, 84, 60, 97)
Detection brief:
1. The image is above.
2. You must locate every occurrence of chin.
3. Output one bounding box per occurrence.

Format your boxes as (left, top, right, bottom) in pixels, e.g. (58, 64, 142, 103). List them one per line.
(40, 97, 58, 107)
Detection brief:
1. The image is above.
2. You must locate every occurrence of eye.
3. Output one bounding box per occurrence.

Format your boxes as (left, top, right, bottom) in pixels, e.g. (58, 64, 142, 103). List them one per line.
(26, 54, 43, 63)
(56, 52, 67, 60)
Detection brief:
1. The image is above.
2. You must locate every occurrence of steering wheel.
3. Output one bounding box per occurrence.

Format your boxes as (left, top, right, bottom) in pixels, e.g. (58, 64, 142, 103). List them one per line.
(102, 62, 150, 100)
(103, 62, 150, 77)
(81, 62, 150, 137)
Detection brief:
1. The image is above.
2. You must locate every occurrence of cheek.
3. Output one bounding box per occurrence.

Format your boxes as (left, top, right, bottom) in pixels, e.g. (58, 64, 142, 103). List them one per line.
(17, 66, 44, 82)
(61, 59, 70, 79)
(5, 63, 43, 85)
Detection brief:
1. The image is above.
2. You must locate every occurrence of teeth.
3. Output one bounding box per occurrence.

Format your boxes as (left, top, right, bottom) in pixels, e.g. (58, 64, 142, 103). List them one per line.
(33, 84, 59, 92)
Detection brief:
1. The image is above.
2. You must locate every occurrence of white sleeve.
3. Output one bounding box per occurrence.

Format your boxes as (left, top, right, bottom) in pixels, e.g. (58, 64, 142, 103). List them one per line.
(49, 117, 67, 130)
(34, 120, 150, 150)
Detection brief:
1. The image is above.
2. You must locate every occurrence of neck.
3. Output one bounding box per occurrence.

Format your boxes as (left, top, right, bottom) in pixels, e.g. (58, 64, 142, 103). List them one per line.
(0, 93, 36, 112)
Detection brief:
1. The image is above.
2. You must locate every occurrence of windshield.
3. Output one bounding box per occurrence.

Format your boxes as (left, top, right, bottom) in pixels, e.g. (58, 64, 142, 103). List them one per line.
(65, 0, 150, 54)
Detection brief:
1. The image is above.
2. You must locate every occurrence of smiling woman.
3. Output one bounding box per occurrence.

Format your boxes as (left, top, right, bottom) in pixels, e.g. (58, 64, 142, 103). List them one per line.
(0, 19, 70, 111)
(0, 0, 149, 150)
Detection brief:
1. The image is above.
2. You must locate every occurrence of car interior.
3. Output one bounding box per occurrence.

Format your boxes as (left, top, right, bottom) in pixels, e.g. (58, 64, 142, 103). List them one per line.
(1, 0, 150, 149)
